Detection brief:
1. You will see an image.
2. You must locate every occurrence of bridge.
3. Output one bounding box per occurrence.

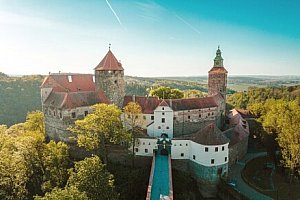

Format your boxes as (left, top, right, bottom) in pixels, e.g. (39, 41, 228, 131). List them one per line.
(146, 137, 173, 200)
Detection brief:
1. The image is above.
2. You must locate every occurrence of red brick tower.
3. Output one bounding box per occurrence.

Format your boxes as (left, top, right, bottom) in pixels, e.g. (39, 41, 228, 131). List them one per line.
(208, 46, 228, 100)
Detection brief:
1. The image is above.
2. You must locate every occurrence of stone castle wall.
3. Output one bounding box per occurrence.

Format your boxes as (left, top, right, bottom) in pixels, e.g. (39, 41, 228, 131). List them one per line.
(172, 159, 228, 198)
(173, 120, 214, 137)
(228, 137, 248, 166)
(95, 70, 125, 107)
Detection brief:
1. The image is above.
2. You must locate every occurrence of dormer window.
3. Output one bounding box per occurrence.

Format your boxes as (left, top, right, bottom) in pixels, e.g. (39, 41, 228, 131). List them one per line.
(68, 75, 72, 82)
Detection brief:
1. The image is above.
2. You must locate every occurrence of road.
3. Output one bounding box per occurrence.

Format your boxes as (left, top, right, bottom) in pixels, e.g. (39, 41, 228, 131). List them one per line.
(228, 152, 274, 200)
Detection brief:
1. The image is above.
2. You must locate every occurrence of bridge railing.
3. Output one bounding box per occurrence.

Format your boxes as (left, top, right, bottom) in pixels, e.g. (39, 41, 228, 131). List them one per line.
(146, 152, 156, 200)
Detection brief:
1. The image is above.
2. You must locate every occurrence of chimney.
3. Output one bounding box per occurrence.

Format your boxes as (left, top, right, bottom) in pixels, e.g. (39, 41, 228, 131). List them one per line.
(132, 95, 136, 102)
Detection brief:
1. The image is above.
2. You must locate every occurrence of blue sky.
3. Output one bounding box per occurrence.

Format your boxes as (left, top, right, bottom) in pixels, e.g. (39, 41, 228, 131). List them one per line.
(0, 0, 299, 76)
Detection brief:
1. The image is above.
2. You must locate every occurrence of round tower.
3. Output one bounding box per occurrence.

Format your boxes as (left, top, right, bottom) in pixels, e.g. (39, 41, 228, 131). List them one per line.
(94, 47, 125, 107)
(208, 46, 228, 100)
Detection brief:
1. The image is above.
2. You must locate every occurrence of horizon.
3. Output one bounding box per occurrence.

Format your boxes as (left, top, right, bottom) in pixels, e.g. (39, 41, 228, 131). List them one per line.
(0, 0, 299, 76)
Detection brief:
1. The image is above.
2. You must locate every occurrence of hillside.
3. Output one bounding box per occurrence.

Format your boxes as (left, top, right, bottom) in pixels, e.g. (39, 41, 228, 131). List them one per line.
(1, 73, 299, 126)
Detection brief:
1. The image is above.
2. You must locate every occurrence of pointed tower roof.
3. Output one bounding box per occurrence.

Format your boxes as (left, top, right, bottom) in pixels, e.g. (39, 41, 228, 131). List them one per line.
(209, 46, 228, 73)
(94, 49, 124, 71)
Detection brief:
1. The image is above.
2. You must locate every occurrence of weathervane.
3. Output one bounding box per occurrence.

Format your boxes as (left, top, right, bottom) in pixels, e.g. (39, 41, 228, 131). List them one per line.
(109, 43, 111, 50)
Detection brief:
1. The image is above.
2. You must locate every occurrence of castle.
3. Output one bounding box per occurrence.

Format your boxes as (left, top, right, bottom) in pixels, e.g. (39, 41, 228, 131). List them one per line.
(41, 47, 249, 198)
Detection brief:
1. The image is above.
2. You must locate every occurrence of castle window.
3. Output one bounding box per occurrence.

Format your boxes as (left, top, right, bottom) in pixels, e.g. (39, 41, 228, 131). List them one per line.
(151, 116, 154, 120)
(211, 159, 215, 164)
(148, 142, 151, 145)
(145, 149, 148, 153)
(68, 75, 72, 82)
(143, 116, 146, 120)
(208, 113, 210, 116)
(222, 146, 225, 151)
(199, 114, 201, 118)
(180, 144, 182, 146)
(205, 147, 208, 152)
(181, 153, 184, 157)
(84, 111, 88, 116)
(162, 112, 165, 115)
(162, 118, 165, 123)
(212, 112, 214, 115)
(193, 155, 196, 160)
(173, 117, 176, 120)
(225, 157, 227, 162)
(59, 112, 62, 119)
(135, 148, 138, 152)
(186, 143, 188, 146)
(162, 107, 164, 110)
(143, 142, 145, 145)
(114, 80, 117, 84)
(166, 126, 169, 129)
(188, 116, 190, 119)
(53, 111, 56, 116)
(71, 112, 76, 118)
(158, 126, 161, 129)
(215, 147, 218, 152)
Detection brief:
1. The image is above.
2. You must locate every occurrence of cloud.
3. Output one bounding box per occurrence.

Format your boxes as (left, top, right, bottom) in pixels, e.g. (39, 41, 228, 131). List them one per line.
(135, 1, 166, 22)
(105, 0, 123, 28)
(175, 14, 201, 35)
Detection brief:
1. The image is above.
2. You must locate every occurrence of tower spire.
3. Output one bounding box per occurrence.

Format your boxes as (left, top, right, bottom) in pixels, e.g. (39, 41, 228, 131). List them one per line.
(214, 46, 223, 67)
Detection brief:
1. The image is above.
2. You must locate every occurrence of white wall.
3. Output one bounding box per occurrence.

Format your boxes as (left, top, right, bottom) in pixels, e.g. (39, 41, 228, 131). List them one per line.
(134, 138, 157, 156)
(148, 105, 174, 138)
(171, 139, 229, 167)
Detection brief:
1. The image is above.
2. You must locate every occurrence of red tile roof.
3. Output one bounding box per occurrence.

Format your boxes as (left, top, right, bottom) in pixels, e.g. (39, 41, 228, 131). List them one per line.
(44, 90, 110, 109)
(94, 50, 124, 71)
(41, 74, 95, 92)
(177, 123, 229, 145)
(123, 96, 160, 114)
(208, 67, 228, 74)
(123, 96, 219, 114)
(166, 97, 218, 111)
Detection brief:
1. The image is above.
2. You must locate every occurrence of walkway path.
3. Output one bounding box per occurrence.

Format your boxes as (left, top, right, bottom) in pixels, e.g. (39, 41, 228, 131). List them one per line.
(150, 154, 170, 200)
(228, 152, 273, 200)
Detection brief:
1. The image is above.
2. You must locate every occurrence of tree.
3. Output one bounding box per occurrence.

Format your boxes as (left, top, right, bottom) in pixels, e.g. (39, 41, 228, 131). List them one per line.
(149, 86, 184, 99)
(275, 101, 300, 180)
(249, 99, 300, 180)
(24, 111, 45, 134)
(67, 156, 118, 200)
(69, 104, 126, 164)
(123, 102, 143, 167)
(0, 148, 28, 200)
(41, 141, 70, 193)
(35, 186, 88, 200)
(183, 89, 206, 98)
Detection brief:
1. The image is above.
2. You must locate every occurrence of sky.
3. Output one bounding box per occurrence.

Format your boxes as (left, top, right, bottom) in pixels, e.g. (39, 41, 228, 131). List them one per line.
(0, 0, 299, 77)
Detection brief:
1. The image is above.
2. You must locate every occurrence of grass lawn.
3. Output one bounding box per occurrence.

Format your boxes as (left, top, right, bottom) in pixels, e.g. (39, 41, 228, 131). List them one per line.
(242, 156, 300, 200)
